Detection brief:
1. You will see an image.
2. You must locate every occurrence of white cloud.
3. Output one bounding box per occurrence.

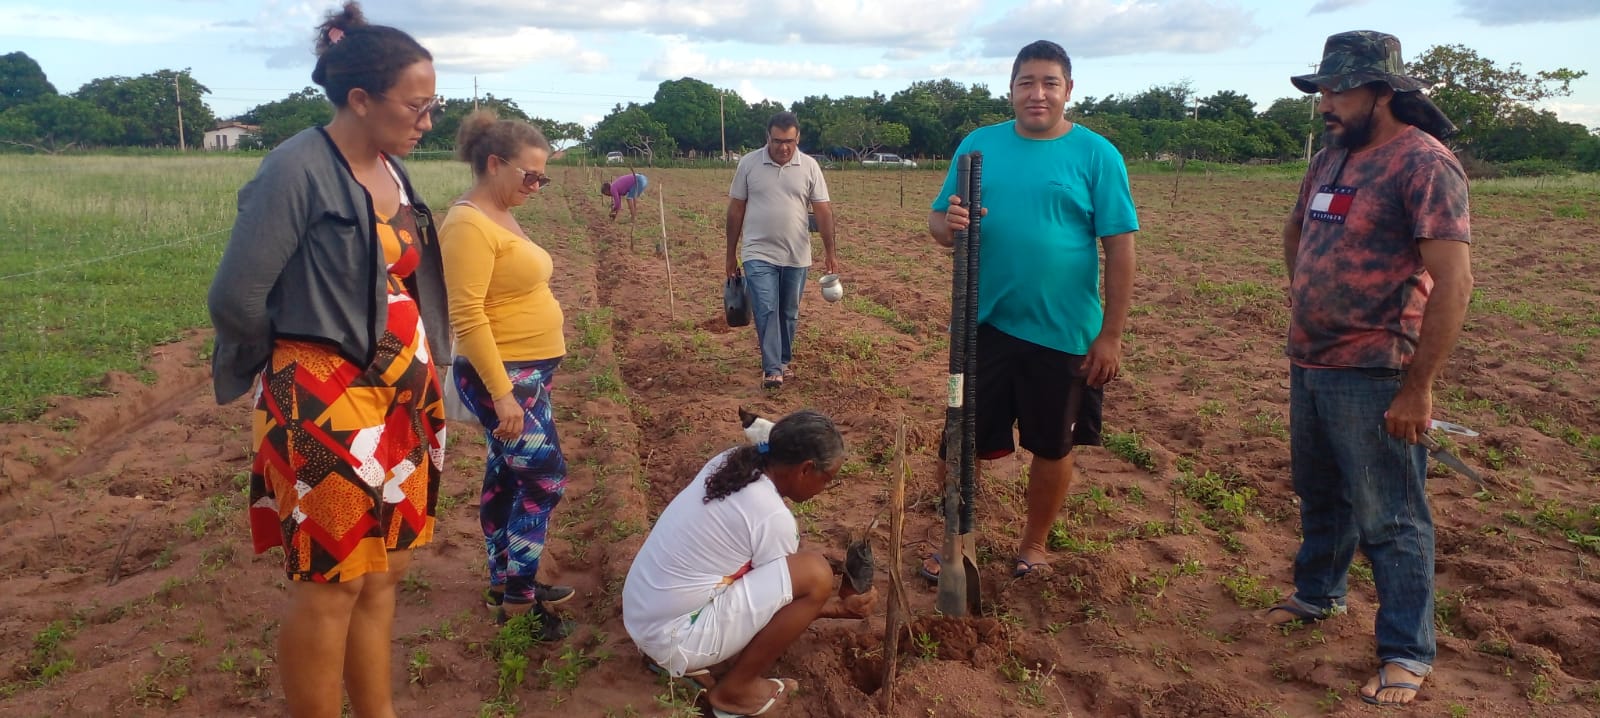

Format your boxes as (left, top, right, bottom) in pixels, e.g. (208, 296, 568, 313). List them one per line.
(418, 27, 599, 74)
(735, 80, 782, 106)
(884, 47, 926, 61)
(379, 0, 980, 51)
(1457, 0, 1600, 26)
(856, 64, 892, 80)
(0, 5, 214, 44)
(1538, 100, 1600, 130)
(978, 0, 1261, 58)
(642, 40, 837, 81)
(1308, 0, 1371, 13)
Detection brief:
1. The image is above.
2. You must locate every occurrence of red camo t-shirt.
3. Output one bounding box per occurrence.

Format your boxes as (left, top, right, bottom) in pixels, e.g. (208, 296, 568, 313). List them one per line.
(1288, 125, 1471, 369)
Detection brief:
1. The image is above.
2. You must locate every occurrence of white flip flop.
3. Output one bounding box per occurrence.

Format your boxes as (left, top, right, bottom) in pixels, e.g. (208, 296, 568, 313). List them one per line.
(711, 677, 794, 718)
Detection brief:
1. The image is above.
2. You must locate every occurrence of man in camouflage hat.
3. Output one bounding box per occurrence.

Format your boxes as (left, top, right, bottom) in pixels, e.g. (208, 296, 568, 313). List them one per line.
(1267, 30, 1474, 708)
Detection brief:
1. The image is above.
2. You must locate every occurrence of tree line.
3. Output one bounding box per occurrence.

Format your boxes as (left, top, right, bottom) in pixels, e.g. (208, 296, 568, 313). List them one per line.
(1, 46, 1594, 174)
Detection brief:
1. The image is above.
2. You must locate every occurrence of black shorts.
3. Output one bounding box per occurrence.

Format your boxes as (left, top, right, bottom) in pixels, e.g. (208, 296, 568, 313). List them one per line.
(941, 324, 1103, 462)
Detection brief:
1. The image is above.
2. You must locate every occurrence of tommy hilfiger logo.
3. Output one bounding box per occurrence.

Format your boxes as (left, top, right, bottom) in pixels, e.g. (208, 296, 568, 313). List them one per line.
(1309, 184, 1357, 224)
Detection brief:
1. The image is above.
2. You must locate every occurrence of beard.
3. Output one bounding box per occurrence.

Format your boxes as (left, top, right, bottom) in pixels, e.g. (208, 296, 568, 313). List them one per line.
(1322, 109, 1375, 150)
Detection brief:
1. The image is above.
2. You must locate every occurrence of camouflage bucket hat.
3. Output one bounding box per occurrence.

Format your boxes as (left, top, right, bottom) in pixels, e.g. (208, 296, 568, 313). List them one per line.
(1291, 30, 1426, 94)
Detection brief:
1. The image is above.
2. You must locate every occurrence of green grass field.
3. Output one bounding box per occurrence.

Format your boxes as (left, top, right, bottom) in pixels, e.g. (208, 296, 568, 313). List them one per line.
(0, 155, 473, 421)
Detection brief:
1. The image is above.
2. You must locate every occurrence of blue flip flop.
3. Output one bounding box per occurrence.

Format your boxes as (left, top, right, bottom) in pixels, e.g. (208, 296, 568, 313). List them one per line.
(918, 553, 943, 584)
(1360, 663, 1424, 706)
(1011, 557, 1050, 578)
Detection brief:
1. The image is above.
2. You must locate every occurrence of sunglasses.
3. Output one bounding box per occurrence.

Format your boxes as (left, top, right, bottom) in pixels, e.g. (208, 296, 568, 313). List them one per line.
(494, 155, 551, 189)
(382, 94, 445, 124)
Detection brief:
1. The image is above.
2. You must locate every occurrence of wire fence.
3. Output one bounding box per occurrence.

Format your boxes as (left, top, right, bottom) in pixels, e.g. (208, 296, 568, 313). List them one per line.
(0, 228, 230, 282)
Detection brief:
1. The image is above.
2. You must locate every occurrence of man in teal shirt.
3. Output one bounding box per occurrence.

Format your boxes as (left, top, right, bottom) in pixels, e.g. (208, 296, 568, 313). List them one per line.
(925, 39, 1139, 580)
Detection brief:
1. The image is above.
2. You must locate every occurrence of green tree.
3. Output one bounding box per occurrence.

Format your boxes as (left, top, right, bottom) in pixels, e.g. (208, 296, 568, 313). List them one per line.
(73, 69, 215, 147)
(1474, 106, 1591, 163)
(0, 94, 118, 152)
(529, 117, 585, 152)
(237, 87, 332, 149)
(423, 94, 530, 151)
(643, 77, 722, 154)
(0, 51, 57, 112)
(588, 103, 675, 165)
(822, 109, 908, 161)
(1409, 44, 1587, 152)
(1197, 90, 1255, 122)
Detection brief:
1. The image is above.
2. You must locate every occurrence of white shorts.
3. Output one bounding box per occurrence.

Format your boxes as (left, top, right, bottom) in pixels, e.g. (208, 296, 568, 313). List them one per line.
(653, 557, 794, 676)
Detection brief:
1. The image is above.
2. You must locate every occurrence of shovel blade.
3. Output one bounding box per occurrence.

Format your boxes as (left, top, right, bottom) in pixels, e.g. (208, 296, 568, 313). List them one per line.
(960, 531, 981, 615)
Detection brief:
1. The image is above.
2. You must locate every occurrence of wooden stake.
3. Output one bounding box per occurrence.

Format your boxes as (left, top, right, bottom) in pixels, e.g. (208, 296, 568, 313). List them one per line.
(881, 418, 909, 713)
(658, 188, 676, 319)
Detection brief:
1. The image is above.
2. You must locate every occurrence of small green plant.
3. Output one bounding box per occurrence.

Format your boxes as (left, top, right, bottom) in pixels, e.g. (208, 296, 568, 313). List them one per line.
(1448, 703, 1470, 717)
(914, 632, 939, 661)
(1529, 672, 1555, 704)
(1103, 430, 1157, 471)
(541, 644, 604, 692)
(1220, 567, 1281, 610)
(1348, 559, 1373, 585)
(1175, 470, 1256, 529)
(1047, 519, 1110, 554)
(131, 647, 192, 707)
(19, 619, 78, 687)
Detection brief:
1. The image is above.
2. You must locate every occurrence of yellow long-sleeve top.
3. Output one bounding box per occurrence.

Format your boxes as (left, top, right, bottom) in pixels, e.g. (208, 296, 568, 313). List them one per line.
(439, 203, 566, 399)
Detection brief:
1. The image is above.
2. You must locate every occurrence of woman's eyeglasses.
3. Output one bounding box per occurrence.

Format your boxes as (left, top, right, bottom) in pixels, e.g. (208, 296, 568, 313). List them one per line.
(382, 94, 445, 124)
(494, 155, 551, 189)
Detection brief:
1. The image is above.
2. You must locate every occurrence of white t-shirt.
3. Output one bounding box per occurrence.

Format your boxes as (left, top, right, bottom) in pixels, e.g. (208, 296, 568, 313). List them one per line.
(623, 449, 799, 654)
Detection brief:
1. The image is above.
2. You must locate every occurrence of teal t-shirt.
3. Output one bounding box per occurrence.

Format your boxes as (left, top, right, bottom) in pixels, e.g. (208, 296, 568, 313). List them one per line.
(932, 121, 1139, 355)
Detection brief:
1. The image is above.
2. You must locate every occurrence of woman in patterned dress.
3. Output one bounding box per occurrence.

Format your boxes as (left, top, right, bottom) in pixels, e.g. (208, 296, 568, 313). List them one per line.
(206, 3, 447, 715)
(439, 111, 573, 640)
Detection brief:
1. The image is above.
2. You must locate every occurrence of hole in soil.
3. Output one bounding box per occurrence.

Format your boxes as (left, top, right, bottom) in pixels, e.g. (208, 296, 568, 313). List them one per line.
(830, 615, 1012, 696)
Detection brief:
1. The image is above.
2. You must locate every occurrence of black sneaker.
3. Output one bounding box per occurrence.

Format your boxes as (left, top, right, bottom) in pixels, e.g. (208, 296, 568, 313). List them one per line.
(495, 602, 576, 642)
(485, 583, 575, 609)
(535, 582, 575, 606)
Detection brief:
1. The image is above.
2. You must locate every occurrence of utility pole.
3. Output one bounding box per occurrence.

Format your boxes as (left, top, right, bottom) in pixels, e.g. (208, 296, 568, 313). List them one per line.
(719, 90, 727, 161)
(473, 76, 479, 111)
(173, 74, 186, 151)
(1304, 63, 1318, 162)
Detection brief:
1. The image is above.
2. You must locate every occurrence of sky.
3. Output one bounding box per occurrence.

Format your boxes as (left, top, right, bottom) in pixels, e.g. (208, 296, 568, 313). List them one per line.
(5, 0, 1599, 134)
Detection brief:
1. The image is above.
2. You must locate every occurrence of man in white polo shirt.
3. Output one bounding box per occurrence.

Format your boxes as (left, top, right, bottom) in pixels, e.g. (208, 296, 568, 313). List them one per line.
(725, 112, 839, 390)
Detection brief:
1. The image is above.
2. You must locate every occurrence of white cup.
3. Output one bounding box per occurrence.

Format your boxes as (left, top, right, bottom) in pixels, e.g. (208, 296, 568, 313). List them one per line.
(818, 274, 844, 302)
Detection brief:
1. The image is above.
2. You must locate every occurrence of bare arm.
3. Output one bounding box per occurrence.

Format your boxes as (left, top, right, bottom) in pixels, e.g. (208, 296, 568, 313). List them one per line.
(812, 201, 838, 273)
(1099, 232, 1137, 339)
(725, 197, 747, 278)
(1081, 232, 1137, 386)
(1386, 239, 1474, 442)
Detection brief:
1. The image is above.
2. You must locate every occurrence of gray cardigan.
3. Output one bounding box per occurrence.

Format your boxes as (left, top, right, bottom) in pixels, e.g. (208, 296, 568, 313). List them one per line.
(207, 127, 450, 404)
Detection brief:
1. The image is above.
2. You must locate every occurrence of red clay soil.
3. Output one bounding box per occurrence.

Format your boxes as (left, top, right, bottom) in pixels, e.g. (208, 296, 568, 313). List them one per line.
(2, 166, 1599, 717)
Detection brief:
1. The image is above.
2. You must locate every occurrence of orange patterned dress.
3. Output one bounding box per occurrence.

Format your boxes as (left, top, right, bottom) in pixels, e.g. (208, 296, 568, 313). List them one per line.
(248, 188, 445, 582)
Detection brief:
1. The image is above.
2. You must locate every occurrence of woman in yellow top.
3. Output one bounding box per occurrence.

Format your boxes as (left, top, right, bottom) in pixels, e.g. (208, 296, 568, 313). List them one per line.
(439, 110, 573, 640)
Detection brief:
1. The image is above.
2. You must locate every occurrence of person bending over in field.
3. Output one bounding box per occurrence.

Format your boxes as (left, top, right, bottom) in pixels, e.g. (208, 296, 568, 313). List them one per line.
(600, 172, 648, 222)
(622, 410, 875, 717)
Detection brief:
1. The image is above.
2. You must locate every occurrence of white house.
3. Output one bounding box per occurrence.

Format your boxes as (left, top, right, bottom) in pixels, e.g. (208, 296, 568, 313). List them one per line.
(204, 122, 259, 151)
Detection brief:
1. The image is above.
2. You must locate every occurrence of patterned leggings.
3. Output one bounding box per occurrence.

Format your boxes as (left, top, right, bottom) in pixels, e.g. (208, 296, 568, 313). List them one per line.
(454, 356, 568, 604)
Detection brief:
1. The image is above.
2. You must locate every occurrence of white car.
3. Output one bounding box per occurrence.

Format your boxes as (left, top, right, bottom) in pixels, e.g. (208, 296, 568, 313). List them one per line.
(605, 151, 625, 164)
(861, 152, 917, 168)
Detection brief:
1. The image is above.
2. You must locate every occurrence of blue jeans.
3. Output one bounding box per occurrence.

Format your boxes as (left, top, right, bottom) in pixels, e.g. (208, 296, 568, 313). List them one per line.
(1289, 365, 1434, 676)
(742, 259, 807, 376)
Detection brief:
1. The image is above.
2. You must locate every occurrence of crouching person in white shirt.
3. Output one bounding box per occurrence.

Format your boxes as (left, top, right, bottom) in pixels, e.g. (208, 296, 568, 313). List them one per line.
(623, 410, 876, 717)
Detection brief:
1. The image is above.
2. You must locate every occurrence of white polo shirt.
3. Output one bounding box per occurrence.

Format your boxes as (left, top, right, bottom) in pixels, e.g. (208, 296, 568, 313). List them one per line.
(729, 147, 830, 269)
